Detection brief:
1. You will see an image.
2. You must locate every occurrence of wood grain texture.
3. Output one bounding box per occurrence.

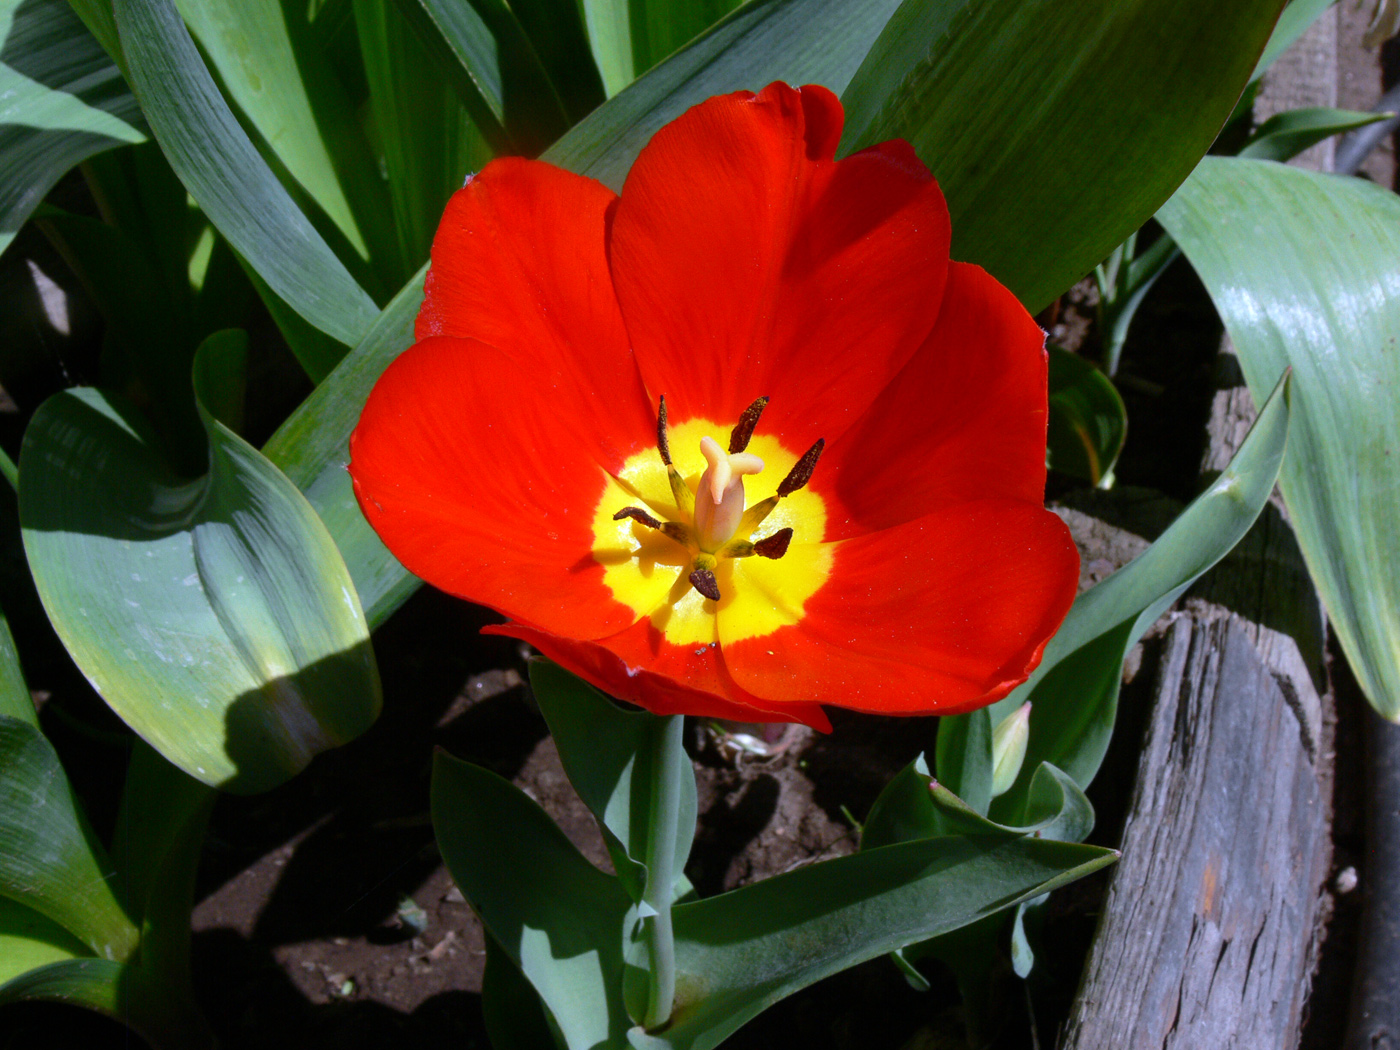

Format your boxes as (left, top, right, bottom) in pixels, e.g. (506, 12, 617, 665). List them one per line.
(1062, 617, 1331, 1048)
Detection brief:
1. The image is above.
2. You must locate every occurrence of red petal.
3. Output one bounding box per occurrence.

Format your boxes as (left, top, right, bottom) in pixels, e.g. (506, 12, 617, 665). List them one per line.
(488, 620, 832, 730)
(416, 159, 649, 468)
(721, 501, 1079, 714)
(609, 82, 950, 451)
(816, 263, 1050, 539)
(349, 336, 650, 640)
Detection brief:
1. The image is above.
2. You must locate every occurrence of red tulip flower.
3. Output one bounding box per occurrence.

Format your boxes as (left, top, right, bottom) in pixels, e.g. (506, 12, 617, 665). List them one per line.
(349, 82, 1079, 731)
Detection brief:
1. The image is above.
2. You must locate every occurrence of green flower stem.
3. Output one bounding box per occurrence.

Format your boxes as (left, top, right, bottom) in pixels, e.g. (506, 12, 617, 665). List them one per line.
(639, 713, 685, 1029)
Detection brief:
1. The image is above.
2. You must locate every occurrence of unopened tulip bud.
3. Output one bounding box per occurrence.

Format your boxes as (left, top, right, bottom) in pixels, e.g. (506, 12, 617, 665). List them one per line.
(990, 702, 1032, 799)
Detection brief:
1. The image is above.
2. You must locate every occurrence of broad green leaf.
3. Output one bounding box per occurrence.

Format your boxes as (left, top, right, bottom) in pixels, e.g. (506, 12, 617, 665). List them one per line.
(267, 0, 908, 624)
(838, 0, 1287, 312)
(174, 0, 386, 270)
(932, 706, 991, 815)
(263, 274, 421, 628)
(986, 374, 1291, 822)
(0, 604, 34, 727)
(433, 750, 634, 1050)
(1159, 158, 1400, 720)
(390, 0, 571, 153)
(0, 717, 138, 959)
(0, 0, 145, 259)
(483, 933, 567, 1050)
(356, 0, 491, 270)
(112, 0, 380, 346)
(549, 0, 906, 190)
(20, 332, 381, 792)
(1239, 107, 1391, 162)
(642, 834, 1116, 1050)
(529, 659, 697, 903)
(861, 753, 940, 852)
(0, 890, 91, 985)
(1046, 345, 1128, 484)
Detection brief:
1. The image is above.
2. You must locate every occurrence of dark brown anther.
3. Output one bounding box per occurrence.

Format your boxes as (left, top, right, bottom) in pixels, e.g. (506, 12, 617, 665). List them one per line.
(688, 568, 721, 601)
(656, 395, 672, 465)
(777, 438, 825, 497)
(614, 506, 662, 529)
(752, 528, 793, 559)
(728, 396, 770, 454)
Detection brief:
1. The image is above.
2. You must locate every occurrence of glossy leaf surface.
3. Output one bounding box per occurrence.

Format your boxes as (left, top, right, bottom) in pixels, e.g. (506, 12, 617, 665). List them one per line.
(0, 717, 137, 959)
(0, 957, 124, 1015)
(1160, 158, 1400, 719)
(21, 333, 381, 792)
(0, 0, 144, 259)
(838, 0, 1286, 311)
(986, 373, 1290, 821)
(112, 0, 380, 346)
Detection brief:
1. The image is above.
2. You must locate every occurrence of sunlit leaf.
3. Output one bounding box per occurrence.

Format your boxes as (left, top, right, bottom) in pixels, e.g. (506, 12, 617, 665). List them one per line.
(0, 896, 90, 985)
(1160, 157, 1400, 720)
(111, 0, 380, 347)
(0, 0, 145, 260)
(839, 0, 1287, 311)
(174, 0, 391, 274)
(20, 331, 381, 792)
(0, 717, 137, 959)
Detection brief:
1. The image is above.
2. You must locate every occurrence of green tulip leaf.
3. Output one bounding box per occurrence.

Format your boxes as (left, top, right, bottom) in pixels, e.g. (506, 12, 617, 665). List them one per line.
(932, 706, 992, 816)
(529, 659, 697, 904)
(1046, 346, 1128, 485)
(0, 0, 145, 260)
(0, 603, 34, 728)
(0, 957, 124, 1015)
(356, 0, 492, 273)
(173, 0, 390, 274)
(433, 749, 634, 1050)
(1159, 158, 1400, 720)
(389, 0, 573, 153)
(640, 833, 1116, 1049)
(0, 716, 137, 959)
(111, 0, 380, 347)
(547, 0, 905, 190)
(1251, 0, 1335, 81)
(0, 896, 91, 985)
(986, 371, 1291, 823)
(1240, 107, 1392, 163)
(839, 0, 1287, 312)
(265, 0, 912, 626)
(20, 330, 381, 793)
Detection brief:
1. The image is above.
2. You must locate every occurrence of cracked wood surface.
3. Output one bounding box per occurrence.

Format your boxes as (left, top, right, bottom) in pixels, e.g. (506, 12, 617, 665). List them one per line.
(1061, 617, 1332, 1048)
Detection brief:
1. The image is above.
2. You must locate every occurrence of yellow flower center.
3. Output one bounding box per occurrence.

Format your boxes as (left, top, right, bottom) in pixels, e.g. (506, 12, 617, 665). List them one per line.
(590, 399, 833, 647)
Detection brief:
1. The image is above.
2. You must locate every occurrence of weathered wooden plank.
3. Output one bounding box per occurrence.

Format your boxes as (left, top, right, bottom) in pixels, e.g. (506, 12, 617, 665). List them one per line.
(1062, 617, 1331, 1048)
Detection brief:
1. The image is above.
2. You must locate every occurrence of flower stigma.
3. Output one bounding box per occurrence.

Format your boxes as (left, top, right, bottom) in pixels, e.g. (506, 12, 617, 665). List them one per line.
(596, 396, 832, 639)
